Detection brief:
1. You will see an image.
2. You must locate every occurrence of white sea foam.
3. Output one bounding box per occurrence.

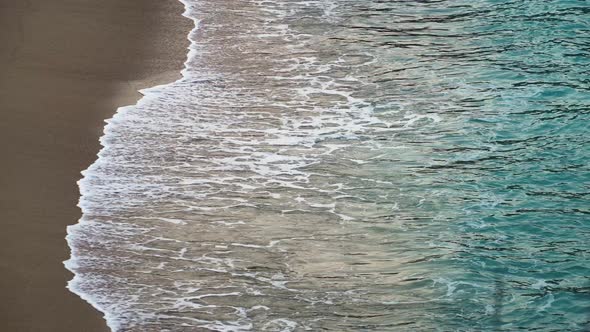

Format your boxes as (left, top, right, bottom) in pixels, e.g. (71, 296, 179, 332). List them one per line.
(64, 1, 201, 330)
(63, 0, 462, 330)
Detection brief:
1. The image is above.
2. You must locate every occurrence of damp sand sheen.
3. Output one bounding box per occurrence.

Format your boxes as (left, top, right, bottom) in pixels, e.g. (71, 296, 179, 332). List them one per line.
(65, 0, 590, 331)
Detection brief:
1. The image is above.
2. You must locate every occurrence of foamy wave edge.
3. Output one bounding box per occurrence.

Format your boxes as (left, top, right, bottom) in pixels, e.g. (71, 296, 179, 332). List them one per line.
(63, 1, 199, 330)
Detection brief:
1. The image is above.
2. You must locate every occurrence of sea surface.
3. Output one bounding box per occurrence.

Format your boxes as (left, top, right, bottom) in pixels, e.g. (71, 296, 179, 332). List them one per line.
(66, 0, 590, 331)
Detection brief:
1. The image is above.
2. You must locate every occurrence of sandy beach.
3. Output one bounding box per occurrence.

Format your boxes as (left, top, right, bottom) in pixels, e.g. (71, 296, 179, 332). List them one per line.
(0, 0, 190, 331)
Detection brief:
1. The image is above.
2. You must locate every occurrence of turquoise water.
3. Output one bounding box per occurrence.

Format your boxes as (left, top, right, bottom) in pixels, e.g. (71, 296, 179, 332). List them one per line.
(401, 1, 590, 329)
(67, 0, 589, 330)
(320, 1, 590, 329)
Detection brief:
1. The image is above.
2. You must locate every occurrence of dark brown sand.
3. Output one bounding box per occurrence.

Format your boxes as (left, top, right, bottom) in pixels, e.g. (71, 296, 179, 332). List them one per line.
(0, 0, 191, 330)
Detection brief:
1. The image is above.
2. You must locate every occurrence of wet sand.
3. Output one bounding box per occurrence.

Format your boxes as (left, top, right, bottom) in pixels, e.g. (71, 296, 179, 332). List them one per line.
(0, 0, 191, 331)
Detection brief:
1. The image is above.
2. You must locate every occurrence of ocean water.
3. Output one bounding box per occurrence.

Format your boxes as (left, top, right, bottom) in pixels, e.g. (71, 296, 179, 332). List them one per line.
(65, 0, 590, 331)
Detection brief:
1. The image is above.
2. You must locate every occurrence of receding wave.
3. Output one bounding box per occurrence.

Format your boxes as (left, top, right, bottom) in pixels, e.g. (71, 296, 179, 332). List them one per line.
(66, 0, 590, 331)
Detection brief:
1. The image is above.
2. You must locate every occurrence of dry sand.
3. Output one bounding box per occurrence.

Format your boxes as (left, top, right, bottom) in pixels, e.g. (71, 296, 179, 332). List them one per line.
(0, 0, 191, 330)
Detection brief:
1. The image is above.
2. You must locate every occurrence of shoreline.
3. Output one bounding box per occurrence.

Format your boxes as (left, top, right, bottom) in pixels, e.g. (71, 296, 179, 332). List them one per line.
(0, 0, 191, 331)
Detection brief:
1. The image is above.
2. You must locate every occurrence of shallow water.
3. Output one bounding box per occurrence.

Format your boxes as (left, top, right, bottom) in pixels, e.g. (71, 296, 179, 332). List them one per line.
(66, 0, 590, 331)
